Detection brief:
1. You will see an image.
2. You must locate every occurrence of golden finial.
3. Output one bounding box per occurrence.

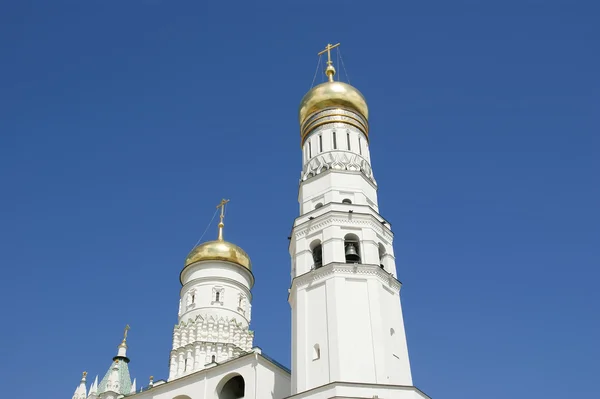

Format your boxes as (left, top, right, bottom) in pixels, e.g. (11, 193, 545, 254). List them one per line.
(318, 43, 340, 82)
(216, 199, 230, 241)
(120, 324, 130, 346)
(82, 371, 87, 379)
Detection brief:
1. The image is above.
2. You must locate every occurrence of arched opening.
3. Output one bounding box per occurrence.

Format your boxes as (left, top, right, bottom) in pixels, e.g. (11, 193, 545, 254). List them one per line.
(211, 355, 216, 363)
(344, 233, 361, 264)
(218, 375, 245, 399)
(342, 198, 352, 204)
(378, 243, 386, 269)
(310, 240, 323, 269)
(314, 202, 323, 209)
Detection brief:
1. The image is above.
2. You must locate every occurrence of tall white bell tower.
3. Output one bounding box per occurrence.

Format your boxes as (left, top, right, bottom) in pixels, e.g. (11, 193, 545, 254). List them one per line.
(288, 44, 430, 399)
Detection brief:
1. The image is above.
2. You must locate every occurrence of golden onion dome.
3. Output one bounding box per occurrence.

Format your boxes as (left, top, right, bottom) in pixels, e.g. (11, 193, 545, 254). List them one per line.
(298, 80, 369, 128)
(184, 239, 251, 271)
(183, 199, 251, 272)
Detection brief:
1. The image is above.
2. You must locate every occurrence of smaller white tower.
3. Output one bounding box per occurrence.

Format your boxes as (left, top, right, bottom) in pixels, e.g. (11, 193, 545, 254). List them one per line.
(168, 199, 255, 381)
(71, 372, 87, 399)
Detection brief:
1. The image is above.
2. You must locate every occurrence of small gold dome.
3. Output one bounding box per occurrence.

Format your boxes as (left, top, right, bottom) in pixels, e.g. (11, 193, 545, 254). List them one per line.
(298, 81, 369, 129)
(184, 239, 252, 271)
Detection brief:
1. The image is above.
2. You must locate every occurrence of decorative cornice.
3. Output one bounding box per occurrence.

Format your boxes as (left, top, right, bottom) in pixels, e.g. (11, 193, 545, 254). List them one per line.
(291, 263, 402, 291)
(293, 211, 393, 242)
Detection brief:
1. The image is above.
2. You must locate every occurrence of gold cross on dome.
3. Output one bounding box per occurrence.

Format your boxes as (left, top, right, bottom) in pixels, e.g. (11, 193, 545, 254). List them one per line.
(216, 199, 230, 240)
(318, 42, 340, 66)
(318, 42, 340, 81)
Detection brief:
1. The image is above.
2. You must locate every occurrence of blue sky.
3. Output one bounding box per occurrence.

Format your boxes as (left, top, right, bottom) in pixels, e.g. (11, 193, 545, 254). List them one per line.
(0, 1, 598, 398)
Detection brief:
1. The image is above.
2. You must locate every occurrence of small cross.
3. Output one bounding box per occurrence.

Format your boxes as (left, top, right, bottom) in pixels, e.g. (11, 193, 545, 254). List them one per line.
(216, 199, 230, 224)
(318, 42, 340, 67)
(123, 324, 130, 341)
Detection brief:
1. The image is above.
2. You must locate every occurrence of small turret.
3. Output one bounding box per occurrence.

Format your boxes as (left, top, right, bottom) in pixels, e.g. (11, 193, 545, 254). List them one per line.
(96, 326, 134, 396)
(87, 375, 98, 399)
(72, 371, 87, 399)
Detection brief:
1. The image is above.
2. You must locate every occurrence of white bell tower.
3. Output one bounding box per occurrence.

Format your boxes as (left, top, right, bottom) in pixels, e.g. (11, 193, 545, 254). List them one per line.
(288, 44, 430, 398)
(169, 199, 255, 381)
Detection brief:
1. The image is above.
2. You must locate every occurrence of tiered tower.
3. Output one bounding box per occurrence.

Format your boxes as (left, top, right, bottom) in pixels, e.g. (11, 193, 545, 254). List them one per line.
(288, 44, 429, 398)
(168, 199, 255, 381)
(70, 328, 136, 399)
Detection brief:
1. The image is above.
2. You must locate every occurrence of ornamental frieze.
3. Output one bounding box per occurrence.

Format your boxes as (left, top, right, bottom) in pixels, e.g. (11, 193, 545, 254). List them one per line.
(301, 150, 375, 183)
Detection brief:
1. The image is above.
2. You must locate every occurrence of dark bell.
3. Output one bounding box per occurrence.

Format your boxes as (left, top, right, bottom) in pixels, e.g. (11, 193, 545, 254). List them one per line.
(345, 243, 360, 263)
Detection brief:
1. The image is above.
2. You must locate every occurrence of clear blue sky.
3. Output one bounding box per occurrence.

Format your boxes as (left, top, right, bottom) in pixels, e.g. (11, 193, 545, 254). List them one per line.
(1, 1, 598, 398)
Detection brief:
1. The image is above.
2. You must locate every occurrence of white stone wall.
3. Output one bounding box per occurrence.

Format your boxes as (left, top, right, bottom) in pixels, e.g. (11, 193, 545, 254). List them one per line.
(289, 264, 412, 394)
(302, 123, 371, 166)
(132, 353, 290, 399)
(170, 260, 255, 380)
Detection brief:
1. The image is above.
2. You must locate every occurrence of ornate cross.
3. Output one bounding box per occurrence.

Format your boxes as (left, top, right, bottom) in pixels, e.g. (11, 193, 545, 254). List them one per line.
(123, 324, 130, 342)
(318, 42, 340, 67)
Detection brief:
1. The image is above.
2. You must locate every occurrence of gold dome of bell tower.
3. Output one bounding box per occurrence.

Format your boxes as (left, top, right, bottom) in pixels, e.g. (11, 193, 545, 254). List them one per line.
(298, 43, 369, 145)
(183, 199, 252, 271)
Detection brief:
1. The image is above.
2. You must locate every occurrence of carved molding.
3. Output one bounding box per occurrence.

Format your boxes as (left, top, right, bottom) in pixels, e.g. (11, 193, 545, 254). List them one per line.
(172, 314, 254, 354)
(294, 213, 393, 242)
(292, 263, 401, 292)
(301, 150, 375, 184)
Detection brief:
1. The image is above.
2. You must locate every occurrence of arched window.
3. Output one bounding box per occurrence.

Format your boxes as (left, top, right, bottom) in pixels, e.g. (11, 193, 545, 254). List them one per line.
(218, 375, 245, 399)
(344, 233, 361, 264)
(211, 355, 216, 363)
(310, 240, 323, 269)
(342, 198, 352, 204)
(215, 291, 220, 302)
(315, 202, 323, 209)
(378, 243, 386, 269)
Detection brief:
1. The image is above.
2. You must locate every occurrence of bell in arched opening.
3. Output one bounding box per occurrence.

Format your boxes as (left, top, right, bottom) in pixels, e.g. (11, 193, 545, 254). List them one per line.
(345, 242, 360, 263)
(312, 244, 323, 268)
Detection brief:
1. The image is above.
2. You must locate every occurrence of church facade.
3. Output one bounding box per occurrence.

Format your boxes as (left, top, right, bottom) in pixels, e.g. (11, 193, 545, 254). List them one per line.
(71, 44, 431, 399)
